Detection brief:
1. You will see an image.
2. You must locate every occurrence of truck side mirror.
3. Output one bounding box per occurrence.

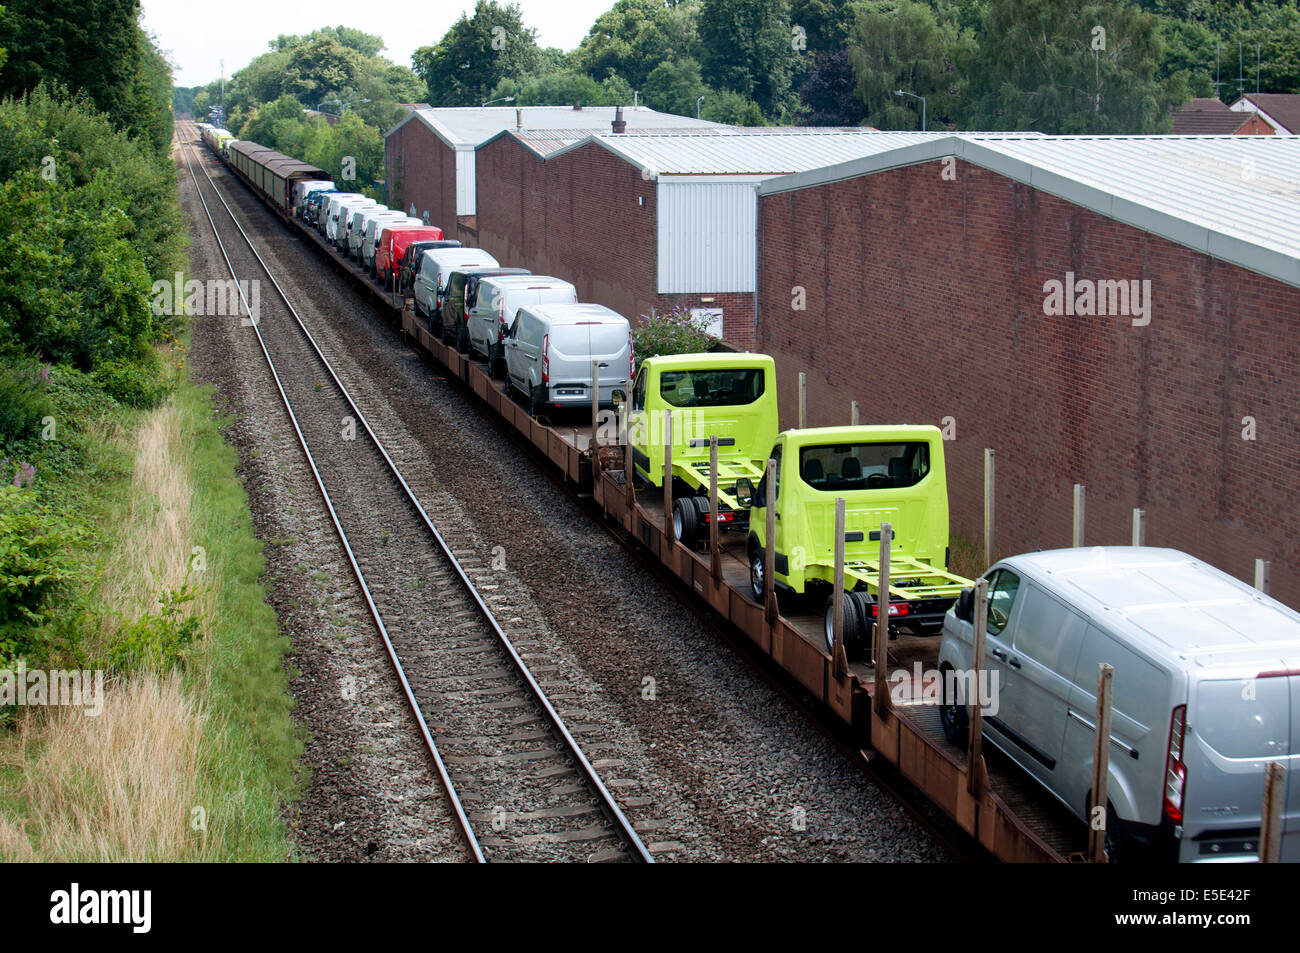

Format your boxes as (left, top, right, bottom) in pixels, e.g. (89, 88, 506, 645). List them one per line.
(955, 587, 974, 623)
(734, 477, 754, 507)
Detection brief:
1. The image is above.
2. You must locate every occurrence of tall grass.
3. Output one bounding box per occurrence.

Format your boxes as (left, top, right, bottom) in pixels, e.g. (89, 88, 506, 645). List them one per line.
(0, 351, 300, 861)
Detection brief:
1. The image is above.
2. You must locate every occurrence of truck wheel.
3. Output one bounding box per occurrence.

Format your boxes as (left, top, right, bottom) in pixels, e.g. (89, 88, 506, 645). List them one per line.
(939, 664, 970, 746)
(822, 593, 864, 658)
(672, 497, 699, 547)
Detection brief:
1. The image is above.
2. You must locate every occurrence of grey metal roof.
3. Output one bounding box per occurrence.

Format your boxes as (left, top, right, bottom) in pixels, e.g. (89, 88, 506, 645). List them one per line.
(386, 105, 725, 149)
(759, 133, 1300, 288)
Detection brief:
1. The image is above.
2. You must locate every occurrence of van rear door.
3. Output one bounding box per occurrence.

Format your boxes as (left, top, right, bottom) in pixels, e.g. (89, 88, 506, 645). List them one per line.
(1180, 665, 1294, 861)
(549, 321, 630, 400)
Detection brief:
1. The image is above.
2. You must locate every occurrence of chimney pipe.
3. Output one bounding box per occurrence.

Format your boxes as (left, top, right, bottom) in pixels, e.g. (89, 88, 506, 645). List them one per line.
(612, 105, 626, 134)
(516, 107, 522, 130)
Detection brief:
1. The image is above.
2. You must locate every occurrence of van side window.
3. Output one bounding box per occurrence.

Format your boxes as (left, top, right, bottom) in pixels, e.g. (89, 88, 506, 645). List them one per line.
(985, 569, 1021, 635)
(631, 368, 647, 412)
(1012, 587, 1087, 672)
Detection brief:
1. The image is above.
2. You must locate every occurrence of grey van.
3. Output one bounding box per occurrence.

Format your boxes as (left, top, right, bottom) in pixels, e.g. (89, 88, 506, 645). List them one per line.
(467, 275, 577, 376)
(504, 303, 631, 416)
(938, 546, 1300, 862)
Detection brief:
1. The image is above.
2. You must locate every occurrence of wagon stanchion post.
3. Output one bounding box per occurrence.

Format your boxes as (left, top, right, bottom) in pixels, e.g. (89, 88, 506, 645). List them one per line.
(1255, 559, 1270, 595)
(850, 400, 860, 426)
(590, 361, 601, 483)
(1073, 484, 1086, 548)
(663, 410, 675, 545)
(983, 449, 995, 568)
(872, 521, 892, 715)
(623, 384, 634, 519)
(798, 372, 807, 429)
(966, 577, 989, 796)
(709, 437, 721, 586)
(764, 458, 777, 625)
(1089, 662, 1115, 862)
(1261, 762, 1285, 862)
(1131, 508, 1145, 546)
(832, 498, 847, 678)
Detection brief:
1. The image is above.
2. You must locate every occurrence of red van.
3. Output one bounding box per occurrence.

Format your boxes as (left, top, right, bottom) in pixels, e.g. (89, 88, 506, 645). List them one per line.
(376, 225, 444, 287)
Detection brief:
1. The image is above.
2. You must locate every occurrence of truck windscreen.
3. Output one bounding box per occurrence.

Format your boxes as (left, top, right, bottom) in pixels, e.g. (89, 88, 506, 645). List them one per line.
(799, 442, 931, 491)
(659, 368, 764, 408)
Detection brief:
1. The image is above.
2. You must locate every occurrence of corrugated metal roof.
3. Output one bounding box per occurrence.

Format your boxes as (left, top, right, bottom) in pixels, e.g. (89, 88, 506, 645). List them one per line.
(760, 134, 1300, 288)
(551, 130, 968, 175)
(387, 105, 724, 148)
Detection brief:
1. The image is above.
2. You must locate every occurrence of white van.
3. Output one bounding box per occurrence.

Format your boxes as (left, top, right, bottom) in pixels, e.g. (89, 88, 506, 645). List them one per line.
(467, 275, 578, 376)
(293, 180, 333, 218)
(939, 546, 1300, 863)
(361, 214, 419, 270)
(413, 248, 500, 321)
(344, 202, 383, 257)
(319, 191, 358, 232)
(324, 194, 366, 243)
(331, 198, 375, 249)
(504, 303, 632, 416)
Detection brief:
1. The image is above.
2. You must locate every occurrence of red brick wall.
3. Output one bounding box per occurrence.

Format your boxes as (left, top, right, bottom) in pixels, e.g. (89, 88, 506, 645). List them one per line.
(385, 117, 459, 241)
(758, 159, 1300, 606)
(476, 136, 756, 347)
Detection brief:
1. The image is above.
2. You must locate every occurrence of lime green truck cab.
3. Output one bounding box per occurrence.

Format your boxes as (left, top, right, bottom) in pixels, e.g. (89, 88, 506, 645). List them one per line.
(744, 425, 972, 657)
(628, 352, 777, 546)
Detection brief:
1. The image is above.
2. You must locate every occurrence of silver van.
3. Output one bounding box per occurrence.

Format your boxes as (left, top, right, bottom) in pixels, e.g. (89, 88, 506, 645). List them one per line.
(413, 248, 500, 321)
(504, 303, 632, 416)
(467, 275, 577, 376)
(938, 546, 1300, 862)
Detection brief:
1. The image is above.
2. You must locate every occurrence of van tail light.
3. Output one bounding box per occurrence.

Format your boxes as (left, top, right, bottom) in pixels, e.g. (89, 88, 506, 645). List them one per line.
(1163, 704, 1187, 823)
(541, 334, 549, 383)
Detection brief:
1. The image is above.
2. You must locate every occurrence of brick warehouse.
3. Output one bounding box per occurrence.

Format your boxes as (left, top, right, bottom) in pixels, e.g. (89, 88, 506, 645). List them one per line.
(756, 134, 1300, 607)
(474, 129, 958, 348)
(384, 105, 720, 245)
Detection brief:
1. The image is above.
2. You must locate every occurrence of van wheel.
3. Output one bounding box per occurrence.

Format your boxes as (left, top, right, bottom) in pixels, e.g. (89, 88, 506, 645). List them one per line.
(1102, 804, 1136, 863)
(672, 497, 699, 547)
(528, 384, 542, 417)
(939, 664, 970, 746)
(749, 545, 765, 602)
(456, 323, 470, 354)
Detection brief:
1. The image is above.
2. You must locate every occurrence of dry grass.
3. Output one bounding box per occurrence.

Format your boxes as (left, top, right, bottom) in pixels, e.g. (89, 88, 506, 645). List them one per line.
(0, 673, 212, 861)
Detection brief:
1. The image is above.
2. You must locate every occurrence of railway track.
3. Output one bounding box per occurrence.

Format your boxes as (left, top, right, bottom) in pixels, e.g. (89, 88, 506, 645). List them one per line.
(178, 125, 653, 863)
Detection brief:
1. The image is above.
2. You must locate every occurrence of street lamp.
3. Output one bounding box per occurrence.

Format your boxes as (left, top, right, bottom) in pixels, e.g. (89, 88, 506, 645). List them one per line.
(482, 96, 516, 107)
(893, 89, 926, 131)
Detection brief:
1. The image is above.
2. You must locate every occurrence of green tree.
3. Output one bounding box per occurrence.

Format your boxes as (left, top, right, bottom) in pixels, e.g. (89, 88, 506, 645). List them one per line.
(643, 57, 709, 117)
(849, 0, 972, 130)
(576, 0, 703, 90)
(962, 0, 1185, 133)
(412, 1, 542, 106)
(283, 37, 363, 104)
(698, 0, 802, 119)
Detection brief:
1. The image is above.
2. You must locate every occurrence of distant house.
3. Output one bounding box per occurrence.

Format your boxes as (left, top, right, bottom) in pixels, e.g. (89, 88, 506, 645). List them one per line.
(1169, 97, 1271, 135)
(1229, 93, 1300, 134)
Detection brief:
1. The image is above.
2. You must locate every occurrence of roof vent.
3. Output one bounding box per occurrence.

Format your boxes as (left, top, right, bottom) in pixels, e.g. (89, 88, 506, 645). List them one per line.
(612, 105, 626, 134)
(573, 100, 582, 111)
(516, 107, 522, 130)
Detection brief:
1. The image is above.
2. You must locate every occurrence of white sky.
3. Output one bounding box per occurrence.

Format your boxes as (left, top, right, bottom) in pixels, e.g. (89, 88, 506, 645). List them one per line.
(141, 0, 616, 88)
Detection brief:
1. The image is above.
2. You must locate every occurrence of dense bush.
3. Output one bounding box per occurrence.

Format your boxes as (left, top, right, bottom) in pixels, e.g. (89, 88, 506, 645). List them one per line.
(108, 586, 203, 672)
(0, 485, 86, 665)
(93, 355, 170, 409)
(0, 358, 54, 444)
(633, 306, 716, 369)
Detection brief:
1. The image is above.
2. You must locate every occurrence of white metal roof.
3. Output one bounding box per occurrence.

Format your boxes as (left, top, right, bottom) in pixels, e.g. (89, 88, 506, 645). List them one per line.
(760, 133, 1300, 288)
(386, 105, 725, 149)
(549, 130, 965, 176)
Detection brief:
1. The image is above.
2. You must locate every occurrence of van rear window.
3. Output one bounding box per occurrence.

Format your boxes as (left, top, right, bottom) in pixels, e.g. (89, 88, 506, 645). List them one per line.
(1195, 678, 1291, 759)
(798, 442, 931, 491)
(659, 368, 764, 408)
